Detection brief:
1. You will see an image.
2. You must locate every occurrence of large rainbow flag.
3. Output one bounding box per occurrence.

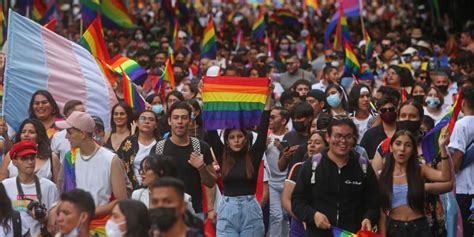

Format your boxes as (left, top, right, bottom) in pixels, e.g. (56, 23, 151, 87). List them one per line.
(3, 10, 117, 131)
(324, 0, 360, 48)
(202, 76, 269, 130)
(421, 91, 463, 163)
(201, 15, 217, 59)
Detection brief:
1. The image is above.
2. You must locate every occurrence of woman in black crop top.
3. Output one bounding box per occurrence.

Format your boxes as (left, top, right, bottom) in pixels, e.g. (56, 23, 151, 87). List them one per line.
(378, 130, 452, 237)
(206, 90, 271, 237)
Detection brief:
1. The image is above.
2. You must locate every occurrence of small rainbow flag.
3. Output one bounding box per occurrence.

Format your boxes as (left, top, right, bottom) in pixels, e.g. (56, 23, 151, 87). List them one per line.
(251, 10, 265, 40)
(109, 55, 148, 84)
(235, 28, 246, 51)
(344, 41, 360, 76)
(155, 58, 175, 90)
(0, 3, 6, 45)
(306, 35, 313, 61)
(122, 67, 145, 112)
(168, 46, 175, 64)
(324, 0, 360, 48)
(273, 9, 299, 26)
(32, 0, 47, 21)
(421, 91, 463, 163)
(303, 0, 318, 13)
(332, 226, 357, 237)
(202, 76, 269, 130)
(201, 15, 217, 59)
(365, 31, 374, 60)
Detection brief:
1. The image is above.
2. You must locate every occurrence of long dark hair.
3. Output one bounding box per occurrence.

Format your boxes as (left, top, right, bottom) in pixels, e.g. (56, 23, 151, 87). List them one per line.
(348, 84, 372, 113)
(0, 183, 13, 234)
(379, 130, 425, 214)
(28, 90, 61, 120)
(110, 102, 134, 133)
(117, 199, 150, 237)
(137, 110, 160, 139)
(141, 154, 178, 178)
(324, 84, 348, 111)
(222, 129, 254, 179)
(14, 118, 51, 160)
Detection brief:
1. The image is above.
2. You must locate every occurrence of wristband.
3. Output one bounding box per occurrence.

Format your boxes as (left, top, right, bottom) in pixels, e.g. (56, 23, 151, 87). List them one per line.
(198, 163, 206, 170)
(440, 156, 449, 160)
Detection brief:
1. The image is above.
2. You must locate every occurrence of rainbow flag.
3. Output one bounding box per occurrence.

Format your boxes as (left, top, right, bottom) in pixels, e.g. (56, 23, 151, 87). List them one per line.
(333, 1, 351, 50)
(344, 41, 360, 76)
(306, 36, 313, 61)
(172, 20, 179, 50)
(62, 148, 78, 192)
(251, 11, 265, 40)
(156, 58, 175, 89)
(78, 16, 116, 84)
(43, 17, 56, 31)
(235, 28, 246, 51)
(331, 227, 357, 237)
(201, 15, 217, 59)
(122, 68, 145, 111)
(270, 9, 300, 26)
(202, 76, 269, 130)
(421, 91, 463, 163)
(80, 0, 134, 28)
(324, 0, 360, 48)
(303, 0, 318, 14)
(32, 0, 47, 21)
(109, 55, 148, 84)
(167, 46, 175, 64)
(365, 31, 374, 60)
(0, 3, 5, 45)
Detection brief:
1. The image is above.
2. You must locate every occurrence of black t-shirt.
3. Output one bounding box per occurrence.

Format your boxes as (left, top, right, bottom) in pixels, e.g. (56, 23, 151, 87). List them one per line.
(360, 125, 387, 160)
(282, 130, 309, 172)
(161, 139, 213, 213)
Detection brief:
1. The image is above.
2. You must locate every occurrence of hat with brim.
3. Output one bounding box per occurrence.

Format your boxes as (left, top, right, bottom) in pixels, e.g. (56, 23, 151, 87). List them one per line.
(10, 140, 37, 160)
(56, 111, 95, 133)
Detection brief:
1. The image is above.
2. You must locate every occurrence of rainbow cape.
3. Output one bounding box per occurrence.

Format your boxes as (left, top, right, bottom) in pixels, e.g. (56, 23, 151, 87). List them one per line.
(62, 148, 78, 192)
(122, 67, 145, 112)
(202, 76, 269, 130)
(421, 91, 463, 163)
(201, 15, 217, 59)
(109, 55, 148, 84)
(251, 11, 265, 40)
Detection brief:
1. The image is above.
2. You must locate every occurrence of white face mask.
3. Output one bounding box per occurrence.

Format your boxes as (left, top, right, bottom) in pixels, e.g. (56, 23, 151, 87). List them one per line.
(105, 220, 126, 237)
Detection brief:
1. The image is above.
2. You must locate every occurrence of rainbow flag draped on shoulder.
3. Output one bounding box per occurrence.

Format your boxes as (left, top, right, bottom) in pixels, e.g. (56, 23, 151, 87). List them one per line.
(202, 76, 269, 130)
(421, 90, 463, 163)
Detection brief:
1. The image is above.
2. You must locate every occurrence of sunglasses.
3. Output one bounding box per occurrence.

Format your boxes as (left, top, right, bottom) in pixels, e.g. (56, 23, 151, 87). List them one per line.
(380, 107, 396, 113)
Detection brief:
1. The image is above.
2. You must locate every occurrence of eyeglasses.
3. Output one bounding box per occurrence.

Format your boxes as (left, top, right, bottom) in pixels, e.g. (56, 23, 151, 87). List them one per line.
(380, 107, 396, 113)
(332, 134, 354, 142)
(138, 116, 156, 123)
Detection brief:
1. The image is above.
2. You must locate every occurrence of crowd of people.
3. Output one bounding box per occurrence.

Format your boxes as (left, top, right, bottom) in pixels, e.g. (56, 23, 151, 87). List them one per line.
(0, 0, 474, 237)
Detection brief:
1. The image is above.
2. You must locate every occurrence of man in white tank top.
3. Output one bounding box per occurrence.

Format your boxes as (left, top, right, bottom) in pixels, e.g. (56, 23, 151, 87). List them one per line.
(56, 111, 127, 233)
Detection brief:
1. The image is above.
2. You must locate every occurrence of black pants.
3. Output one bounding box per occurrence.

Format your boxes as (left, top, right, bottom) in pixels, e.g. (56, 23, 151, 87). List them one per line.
(386, 216, 431, 237)
(456, 194, 474, 237)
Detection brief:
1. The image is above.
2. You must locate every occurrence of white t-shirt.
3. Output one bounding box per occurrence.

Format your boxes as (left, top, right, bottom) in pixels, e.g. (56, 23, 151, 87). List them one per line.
(75, 147, 115, 206)
(134, 140, 157, 184)
(448, 115, 474, 195)
(424, 106, 449, 125)
(265, 133, 287, 189)
(2, 177, 59, 237)
(311, 80, 327, 92)
(1, 219, 14, 237)
(50, 129, 70, 164)
(351, 114, 374, 144)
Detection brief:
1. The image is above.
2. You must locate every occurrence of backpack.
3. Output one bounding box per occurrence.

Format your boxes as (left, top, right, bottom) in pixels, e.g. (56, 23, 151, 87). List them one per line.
(310, 152, 368, 184)
(154, 137, 201, 155)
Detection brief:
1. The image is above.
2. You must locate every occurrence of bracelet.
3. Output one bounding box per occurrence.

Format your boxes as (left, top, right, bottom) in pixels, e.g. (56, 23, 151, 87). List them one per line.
(440, 156, 449, 160)
(198, 164, 206, 170)
(207, 209, 215, 213)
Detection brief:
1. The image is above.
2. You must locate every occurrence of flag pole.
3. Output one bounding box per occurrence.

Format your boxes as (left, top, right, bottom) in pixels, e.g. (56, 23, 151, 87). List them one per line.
(358, 0, 366, 39)
(80, 18, 83, 35)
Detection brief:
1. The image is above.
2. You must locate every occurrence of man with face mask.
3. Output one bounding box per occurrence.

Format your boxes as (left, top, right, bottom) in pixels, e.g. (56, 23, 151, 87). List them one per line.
(432, 71, 456, 106)
(56, 189, 95, 237)
(278, 102, 314, 172)
(279, 54, 317, 90)
(149, 177, 201, 236)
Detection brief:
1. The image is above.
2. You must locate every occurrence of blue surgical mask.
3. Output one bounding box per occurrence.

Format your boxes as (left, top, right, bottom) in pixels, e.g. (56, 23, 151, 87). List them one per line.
(411, 61, 421, 70)
(151, 104, 163, 114)
(425, 96, 440, 108)
(327, 93, 342, 108)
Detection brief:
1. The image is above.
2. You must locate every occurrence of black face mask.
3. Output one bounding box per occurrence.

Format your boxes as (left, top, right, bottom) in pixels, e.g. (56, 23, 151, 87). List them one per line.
(149, 207, 178, 231)
(293, 121, 307, 133)
(412, 95, 425, 105)
(437, 85, 449, 94)
(397, 120, 421, 134)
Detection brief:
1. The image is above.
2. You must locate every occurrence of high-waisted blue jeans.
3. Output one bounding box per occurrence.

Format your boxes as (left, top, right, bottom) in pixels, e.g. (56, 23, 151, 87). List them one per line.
(217, 195, 264, 237)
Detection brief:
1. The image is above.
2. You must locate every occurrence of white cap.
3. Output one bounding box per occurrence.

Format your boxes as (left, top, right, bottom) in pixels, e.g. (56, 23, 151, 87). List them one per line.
(402, 47, 418, 55)
(178, 30, 187, 38)
(358, 40, 366, 48)
(206, 66, 221, 77)
(416, 40, 430, 49)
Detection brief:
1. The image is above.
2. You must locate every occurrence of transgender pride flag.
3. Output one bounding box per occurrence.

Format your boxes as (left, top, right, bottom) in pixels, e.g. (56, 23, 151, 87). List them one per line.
(3, 11, 117, 131)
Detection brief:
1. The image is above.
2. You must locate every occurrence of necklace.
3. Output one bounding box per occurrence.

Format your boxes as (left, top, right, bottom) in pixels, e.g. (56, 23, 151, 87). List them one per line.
(393, 173, 406, 178)
(80, 146, 99, 161)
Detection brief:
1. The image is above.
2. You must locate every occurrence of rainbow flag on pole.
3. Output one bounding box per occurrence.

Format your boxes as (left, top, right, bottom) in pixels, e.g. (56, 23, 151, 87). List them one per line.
(421, 91, 464, 163)
(333, 1, 351, 50)
(201, 15, 217, 59)
(324, 0, 360, 48)
(155, 58, 175, 90)
(251, 10, 265, 40)
(365, 31, 374, 60)
(122, 67, 145, 111)
(344, 41, 360, 76)
(202, 76, 269, 130)
(109, 55, 148, 84)
(172, 19, 179, 50)
(0, 3, 6, 45)
(80, 0, 134, 28)
(32, 0, 46, 21)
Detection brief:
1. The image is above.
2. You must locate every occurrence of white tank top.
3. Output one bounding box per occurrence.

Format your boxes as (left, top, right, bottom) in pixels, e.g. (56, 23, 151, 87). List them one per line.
(75, 147, 115, 206)
(8, 158, 52, 180)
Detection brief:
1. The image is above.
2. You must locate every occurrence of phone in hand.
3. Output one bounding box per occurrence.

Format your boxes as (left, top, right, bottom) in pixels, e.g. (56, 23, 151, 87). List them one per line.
(280, 140, 289, 151)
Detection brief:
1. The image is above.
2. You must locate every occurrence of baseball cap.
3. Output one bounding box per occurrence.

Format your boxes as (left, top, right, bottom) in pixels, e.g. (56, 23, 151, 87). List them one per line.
(56, 111, 95, 133)
(92, 116, 105, 129)
(10, 141, 37, 160)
